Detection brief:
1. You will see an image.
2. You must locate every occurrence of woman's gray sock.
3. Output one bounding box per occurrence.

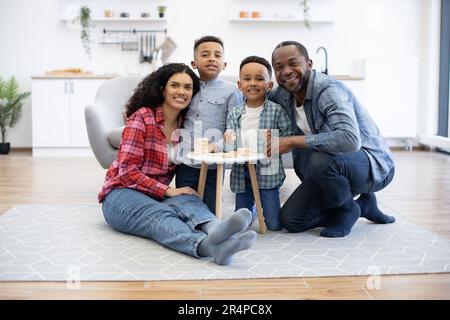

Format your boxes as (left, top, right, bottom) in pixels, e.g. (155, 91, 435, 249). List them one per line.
(213, 230, 257, 265)
(200, 219, 219, 234)
(198, 208, 254, 263)
(202, 208, 252, 243)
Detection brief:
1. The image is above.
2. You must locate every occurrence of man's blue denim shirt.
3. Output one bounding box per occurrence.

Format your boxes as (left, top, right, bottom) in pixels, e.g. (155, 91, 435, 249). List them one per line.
(269, 70, 394, 185)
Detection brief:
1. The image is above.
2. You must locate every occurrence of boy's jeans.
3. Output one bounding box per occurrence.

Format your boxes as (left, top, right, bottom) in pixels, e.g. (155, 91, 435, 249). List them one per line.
(175, 164, 218, 214)
(102, 188, 216, 257)
(235, 169, 282, 231)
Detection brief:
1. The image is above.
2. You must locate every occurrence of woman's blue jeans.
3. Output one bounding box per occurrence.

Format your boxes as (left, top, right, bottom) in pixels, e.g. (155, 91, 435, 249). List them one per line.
(175, 164, 218, 214)
(102, 188, 216, 257)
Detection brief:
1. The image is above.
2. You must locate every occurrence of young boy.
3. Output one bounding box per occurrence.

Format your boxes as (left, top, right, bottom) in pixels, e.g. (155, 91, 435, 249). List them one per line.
(225, 56, 292, 231)
(175, 36, 242, 213)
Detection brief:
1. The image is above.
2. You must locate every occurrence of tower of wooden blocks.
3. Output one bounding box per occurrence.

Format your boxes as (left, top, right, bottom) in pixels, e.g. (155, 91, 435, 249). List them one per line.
(194, 138, 209, 154)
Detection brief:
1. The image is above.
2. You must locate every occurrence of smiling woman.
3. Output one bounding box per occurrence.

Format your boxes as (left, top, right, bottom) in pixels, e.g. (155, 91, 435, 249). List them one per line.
(162, 74, 194, 114)
(98, 63, 257, 266)
(123, 63, 199, 120)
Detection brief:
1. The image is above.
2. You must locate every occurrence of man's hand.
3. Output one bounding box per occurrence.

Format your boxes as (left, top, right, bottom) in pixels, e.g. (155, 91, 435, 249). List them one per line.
(278, 137, 295, 154)
(164, 187, 199, 197)
(265, 135, 306, 157)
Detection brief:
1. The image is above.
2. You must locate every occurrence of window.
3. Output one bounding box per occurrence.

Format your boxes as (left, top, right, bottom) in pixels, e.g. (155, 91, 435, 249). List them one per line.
(438, 0, 450, 137)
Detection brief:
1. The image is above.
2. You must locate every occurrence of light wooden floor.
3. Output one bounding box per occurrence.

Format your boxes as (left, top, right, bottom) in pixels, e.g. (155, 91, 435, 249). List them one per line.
(0, 150, 449, 299)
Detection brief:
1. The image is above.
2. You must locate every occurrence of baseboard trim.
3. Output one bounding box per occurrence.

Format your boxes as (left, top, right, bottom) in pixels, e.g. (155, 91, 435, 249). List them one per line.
(7, 144, 437, 156)
(389, 145, 427, 151)
(418, 135, 450, 151)
(11, 147, 32, 152)
(32, 147, 95, 157)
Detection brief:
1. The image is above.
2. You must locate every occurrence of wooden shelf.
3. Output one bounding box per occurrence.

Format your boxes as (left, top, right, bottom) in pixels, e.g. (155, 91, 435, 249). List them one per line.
(61, 17, 167, 22)
(230, 18, 334, 23)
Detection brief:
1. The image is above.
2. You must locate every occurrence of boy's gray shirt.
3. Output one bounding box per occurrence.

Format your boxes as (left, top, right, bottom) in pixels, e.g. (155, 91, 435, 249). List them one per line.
(269, 70, 394, 184)
(181, 77, 242, 168)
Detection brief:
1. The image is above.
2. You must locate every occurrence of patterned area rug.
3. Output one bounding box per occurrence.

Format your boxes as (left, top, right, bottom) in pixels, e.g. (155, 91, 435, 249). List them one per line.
(0, 204, 449, 281)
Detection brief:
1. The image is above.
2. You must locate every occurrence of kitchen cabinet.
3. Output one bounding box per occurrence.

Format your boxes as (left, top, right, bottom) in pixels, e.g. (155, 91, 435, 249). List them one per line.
(31, 77, 108, 156)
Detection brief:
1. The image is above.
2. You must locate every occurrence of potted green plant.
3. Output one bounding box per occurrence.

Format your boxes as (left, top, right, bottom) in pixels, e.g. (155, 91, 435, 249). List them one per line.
(299, 0, 311, 29)
(0, 76, 31, 154)
(79, 5, 92, 58)
(157, 6, 167, 18)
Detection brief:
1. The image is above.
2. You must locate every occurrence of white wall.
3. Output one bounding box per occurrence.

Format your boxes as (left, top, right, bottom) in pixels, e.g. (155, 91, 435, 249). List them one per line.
(0, 0, 441, 147)
(419, 0, 441, 137)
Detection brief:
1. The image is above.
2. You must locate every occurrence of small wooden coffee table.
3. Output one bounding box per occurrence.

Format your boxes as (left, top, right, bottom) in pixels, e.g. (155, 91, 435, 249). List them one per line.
(186, 152, 268, 234)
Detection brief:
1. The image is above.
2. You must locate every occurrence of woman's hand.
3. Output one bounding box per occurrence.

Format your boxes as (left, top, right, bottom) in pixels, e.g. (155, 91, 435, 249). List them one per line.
(164, 186, 199, 197)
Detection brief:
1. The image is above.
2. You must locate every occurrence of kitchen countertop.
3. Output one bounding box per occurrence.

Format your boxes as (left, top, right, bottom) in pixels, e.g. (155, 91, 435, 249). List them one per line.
(331, 75, 365, 80)
(31, 73, 118, 79)
(32, 72, 364, 81)
(221, 74, 364, 82)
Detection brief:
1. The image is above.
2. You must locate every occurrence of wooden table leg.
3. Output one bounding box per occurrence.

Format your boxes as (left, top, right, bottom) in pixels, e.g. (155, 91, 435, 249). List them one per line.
(198, 162, 208, 200)
(248, 163, 268, 234)
(215, 163, 224, 220)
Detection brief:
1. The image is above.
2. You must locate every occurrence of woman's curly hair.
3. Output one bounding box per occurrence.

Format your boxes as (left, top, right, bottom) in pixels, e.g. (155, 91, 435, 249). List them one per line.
(124, 63, 200, 120)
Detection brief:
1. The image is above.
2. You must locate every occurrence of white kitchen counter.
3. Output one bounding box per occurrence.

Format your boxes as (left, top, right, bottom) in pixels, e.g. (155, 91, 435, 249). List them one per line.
(31, 73, 118, 80)
(331, 75, 364, 81)
(220, 74, 364, 83)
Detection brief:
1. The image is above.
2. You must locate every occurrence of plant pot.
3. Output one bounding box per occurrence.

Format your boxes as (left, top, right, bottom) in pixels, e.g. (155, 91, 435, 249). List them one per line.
(0, 142, 10, 155)
(159, 12, 164, 18)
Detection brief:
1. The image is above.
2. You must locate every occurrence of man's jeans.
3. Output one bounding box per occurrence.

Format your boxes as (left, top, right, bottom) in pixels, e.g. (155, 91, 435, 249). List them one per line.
(235, 168, 281, 231)
(176, 164, 219, 214)
(102, 188, 216, 257)
(281, 149, 395, 232)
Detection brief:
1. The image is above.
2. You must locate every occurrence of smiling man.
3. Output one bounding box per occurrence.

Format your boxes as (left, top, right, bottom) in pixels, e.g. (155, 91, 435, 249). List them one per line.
(269, 41, 396, 237)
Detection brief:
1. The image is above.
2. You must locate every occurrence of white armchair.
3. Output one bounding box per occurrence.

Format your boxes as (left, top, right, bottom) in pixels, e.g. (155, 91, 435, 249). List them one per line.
(85, 76, 142, 169)
(85, 75, 293, 169)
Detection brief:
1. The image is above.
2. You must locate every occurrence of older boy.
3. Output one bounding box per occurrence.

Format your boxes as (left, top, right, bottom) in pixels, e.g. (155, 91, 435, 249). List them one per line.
(176, 36, 242, 213)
